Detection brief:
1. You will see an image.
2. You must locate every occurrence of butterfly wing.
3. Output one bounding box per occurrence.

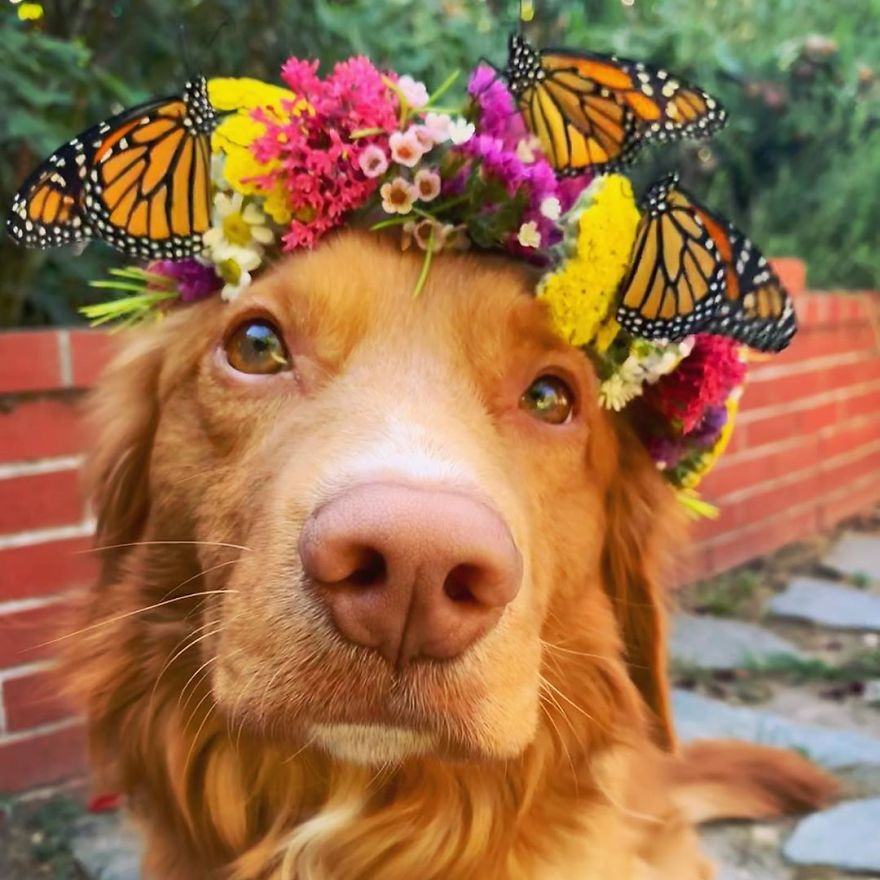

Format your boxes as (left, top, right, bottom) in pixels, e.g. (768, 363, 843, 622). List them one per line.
(696, 208, 797, 352)
(505, 35, 642, 173)
(7, 140, 91, 248)
(616, 174, 726, 340)
(7, 77, 216, 260)
(605, 56, 727, 143)
(506, 36, 726, 174)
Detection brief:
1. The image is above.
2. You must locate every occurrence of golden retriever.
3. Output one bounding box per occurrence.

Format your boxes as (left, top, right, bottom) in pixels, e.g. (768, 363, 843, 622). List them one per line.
(70, 231, 837, 879)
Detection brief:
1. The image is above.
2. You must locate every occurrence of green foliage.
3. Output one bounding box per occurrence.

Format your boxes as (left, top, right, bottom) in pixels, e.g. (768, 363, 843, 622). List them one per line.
(2, 0, 879, 325)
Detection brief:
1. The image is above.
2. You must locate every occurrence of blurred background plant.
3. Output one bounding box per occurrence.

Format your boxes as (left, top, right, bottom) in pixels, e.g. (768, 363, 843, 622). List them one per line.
(2, 0, 878, 325)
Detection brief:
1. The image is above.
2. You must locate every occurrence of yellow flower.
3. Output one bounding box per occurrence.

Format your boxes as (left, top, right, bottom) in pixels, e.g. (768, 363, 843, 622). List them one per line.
(207, 78, 311, 225)
(17, 1, 43, 19)
(538, 174, 640, 348)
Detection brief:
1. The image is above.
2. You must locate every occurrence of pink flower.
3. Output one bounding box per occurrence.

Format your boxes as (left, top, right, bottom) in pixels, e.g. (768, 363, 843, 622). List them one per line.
(389, 129, 426, 167)
(397, 75, 429, 109)
(414, 168, 441, 202)
(249, 55, 399, 251)
(359, 145, 389, 178)
(380, 177, 417, 214)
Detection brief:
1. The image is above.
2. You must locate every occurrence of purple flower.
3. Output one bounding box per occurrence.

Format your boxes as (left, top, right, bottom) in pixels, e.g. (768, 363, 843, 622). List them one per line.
(151, 259, 221, 302)
(689, 405, 729, 446)
(468, 65, 527, 149)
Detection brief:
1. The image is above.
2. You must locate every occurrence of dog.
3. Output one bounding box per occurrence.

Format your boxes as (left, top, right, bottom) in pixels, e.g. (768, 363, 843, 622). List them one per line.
(69, 231, 837, 879)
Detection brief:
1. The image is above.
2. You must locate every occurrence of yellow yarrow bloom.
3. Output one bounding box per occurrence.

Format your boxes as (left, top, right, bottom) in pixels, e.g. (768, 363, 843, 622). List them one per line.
(17, 1, 43, 19)
(208, 78, 312, 225)
(537, 174, 640, 348)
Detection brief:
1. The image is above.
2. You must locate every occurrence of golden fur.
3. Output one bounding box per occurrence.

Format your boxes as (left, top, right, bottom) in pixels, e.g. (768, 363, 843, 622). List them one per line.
(69, 232, 837, 879)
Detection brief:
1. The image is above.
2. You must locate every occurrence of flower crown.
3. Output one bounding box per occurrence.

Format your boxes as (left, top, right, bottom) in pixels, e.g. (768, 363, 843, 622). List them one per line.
(10, 49, 793, 516)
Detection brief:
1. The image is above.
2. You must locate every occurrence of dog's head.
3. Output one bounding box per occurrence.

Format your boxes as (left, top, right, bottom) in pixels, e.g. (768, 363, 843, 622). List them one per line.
(87, 231, 678, 766)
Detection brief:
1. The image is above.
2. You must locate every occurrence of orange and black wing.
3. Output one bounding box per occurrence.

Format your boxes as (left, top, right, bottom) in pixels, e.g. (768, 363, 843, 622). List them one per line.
(7, 139, 92, 248)
(616, 173, 725, 340)
(504, 35, 726, 174)
(7, 77, 217, 260)
(83, 77, 216, 259)
(695, 206, 797, 352)
(506, 35, 641, 173)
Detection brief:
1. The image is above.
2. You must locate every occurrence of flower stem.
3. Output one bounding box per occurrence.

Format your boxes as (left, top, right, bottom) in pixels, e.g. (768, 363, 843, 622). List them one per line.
(412, 229, 435, 298)
(426, 70, 460, 107)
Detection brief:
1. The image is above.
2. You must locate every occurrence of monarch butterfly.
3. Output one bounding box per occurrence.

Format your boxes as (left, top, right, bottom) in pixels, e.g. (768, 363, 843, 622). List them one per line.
(504, 34, 726, 174)
(6, 77, 217, 260)
(616, 173, 796, 353)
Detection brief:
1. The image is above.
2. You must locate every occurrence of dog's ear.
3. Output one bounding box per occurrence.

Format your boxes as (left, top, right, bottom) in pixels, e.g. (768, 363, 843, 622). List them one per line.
(85, 334, 165, 554)
(597, 416, 684, 750)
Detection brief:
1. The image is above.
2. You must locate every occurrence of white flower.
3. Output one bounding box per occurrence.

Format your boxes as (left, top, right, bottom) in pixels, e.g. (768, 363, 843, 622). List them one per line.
(540, 196, 561, 221)
(203, 192, 274, 267)
(380, 177, 417, 214)
(422, 112, 453, 144)
(397, 75, 430, 109)
(211, 153, 231, 192)
(414, 168, 442, 202)
(389, 129, 428, 167)
(358, 145, 389, 178)
(517, 220, 541, 249)
(216, 259, 254, 302)
(599, 373, 640, 411)
(515, 135, 541, 163)
(448, 117, 476, 145)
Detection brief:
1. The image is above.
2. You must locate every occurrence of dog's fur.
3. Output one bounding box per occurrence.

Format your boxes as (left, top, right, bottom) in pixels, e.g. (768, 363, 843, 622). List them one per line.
(69, 232, 837, 879)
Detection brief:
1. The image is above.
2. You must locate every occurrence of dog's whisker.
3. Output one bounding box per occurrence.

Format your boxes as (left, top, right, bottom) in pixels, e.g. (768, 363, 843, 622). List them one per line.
(37, 589, 240, 648)
(81, 539, 253, 554)
(148, 622, 227, 719)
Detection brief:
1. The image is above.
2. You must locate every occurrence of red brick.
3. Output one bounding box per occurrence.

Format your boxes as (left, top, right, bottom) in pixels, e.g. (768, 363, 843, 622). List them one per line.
(0, 601, 68, 669)
(0, 469, 84, 534)
(702, 437, 820, 500)
(0, 537, 96, 602)
(0, 723, 87, 793)
(69, 330, 116, 388)
(839, 387, 880, 421)
(3, 668, 73, 732)
(0, 332, 62, 394)
(820, 475, 880, 528)
(770, 258, 806, 296)
(819, 420, 880, 460)
(0, 397, 87, 464)
(744, 401, 837, 448)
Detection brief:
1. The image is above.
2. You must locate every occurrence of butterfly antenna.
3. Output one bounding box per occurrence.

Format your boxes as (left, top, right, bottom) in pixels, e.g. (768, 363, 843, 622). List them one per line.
(207, 17, 232, 53)
(178, 22, 196, 80)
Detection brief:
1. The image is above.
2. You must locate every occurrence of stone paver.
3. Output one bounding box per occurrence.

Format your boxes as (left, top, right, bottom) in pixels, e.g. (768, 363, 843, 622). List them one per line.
(784, 797, 880, 872)
(73, 813, 142, 880)
(824, 532, 880, 583)
(768, 576, 880, 630)
(701, 824, 793, 880)
(673, 689, 880, 769)
(670, 613, 805, 670)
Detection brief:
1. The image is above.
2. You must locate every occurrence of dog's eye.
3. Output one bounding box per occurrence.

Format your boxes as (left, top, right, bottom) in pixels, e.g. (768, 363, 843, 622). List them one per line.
(225, 320, 291, 375)
(520, 375, 575, 425)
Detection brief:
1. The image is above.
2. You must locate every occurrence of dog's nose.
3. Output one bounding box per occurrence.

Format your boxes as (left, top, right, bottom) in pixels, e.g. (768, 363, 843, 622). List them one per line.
(299, 483, 521, 666)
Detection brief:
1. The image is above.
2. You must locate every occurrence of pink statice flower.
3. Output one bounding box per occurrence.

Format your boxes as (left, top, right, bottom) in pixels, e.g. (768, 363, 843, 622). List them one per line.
(249, 55, 398, 250)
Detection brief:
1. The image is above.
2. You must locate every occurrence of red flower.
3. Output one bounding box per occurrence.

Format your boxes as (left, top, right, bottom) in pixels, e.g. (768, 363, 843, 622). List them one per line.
(645, 334, 746, 434)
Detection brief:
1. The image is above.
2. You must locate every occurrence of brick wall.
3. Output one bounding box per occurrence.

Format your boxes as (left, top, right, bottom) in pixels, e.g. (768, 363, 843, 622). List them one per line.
(1, 260, 879, 794)
(0, 330, 113, 795)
